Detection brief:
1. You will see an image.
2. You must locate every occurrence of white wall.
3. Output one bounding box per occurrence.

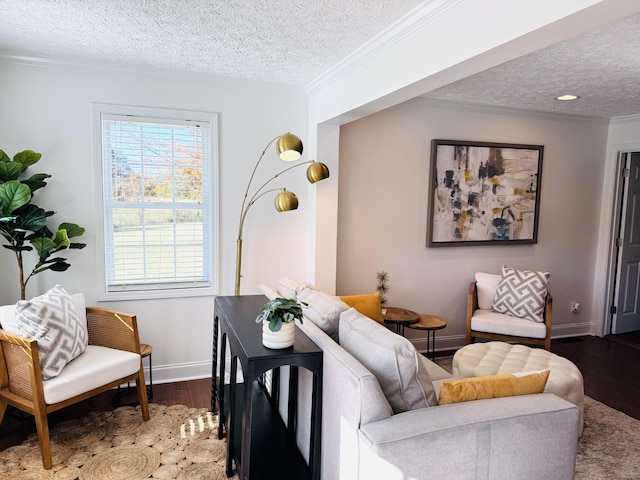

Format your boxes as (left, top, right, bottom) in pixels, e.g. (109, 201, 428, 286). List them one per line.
(0, 60, 308, 382)
(337, 98, 609, 351)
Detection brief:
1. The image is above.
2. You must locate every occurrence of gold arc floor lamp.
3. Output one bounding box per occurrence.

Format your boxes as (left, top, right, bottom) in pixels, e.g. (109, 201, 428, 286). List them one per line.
(235, 133, 330, 295)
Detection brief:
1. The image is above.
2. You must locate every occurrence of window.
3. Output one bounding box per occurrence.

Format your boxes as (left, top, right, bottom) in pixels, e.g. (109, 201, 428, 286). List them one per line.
(95, 104, 218, 297)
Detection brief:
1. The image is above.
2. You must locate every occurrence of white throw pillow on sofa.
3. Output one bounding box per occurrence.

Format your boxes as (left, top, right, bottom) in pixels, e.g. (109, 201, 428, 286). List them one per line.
(339, 308, 437, 413)
(276, 277, 312, 299)
(297, 285, 349, 340)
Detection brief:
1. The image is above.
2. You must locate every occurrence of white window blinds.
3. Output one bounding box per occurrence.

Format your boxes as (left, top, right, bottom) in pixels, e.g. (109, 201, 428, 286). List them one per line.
(100, 109, 215, 292)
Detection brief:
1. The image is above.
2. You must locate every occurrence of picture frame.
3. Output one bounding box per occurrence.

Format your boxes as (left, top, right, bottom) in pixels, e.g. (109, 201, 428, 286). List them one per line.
(427, 139, 544, 247)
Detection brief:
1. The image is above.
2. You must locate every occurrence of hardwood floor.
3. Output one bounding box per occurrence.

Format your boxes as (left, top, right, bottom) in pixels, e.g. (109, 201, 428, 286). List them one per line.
(551, 334, 640, 420)
(1, 334, 639, 453)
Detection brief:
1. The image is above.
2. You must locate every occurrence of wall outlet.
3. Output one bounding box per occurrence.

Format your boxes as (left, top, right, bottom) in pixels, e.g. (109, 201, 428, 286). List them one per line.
(570, 302, 582, 313)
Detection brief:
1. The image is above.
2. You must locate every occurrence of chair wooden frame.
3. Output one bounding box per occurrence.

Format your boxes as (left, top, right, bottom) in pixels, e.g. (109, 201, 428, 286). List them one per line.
(0, 306, 150, 469)
(466, 281, 553, 351)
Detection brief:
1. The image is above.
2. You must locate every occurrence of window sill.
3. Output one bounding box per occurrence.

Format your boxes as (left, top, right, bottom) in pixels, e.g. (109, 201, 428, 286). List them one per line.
(98, 286, 217, 302)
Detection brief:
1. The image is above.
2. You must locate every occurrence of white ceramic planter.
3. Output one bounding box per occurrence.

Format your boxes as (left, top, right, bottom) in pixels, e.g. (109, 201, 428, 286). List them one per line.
(262, 321, 295, 349)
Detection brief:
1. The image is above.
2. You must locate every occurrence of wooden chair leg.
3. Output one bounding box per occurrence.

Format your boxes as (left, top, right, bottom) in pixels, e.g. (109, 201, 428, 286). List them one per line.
(136, 369, 150, 421)
(0, 401, 7, 426)
(33, 406, 52, 469)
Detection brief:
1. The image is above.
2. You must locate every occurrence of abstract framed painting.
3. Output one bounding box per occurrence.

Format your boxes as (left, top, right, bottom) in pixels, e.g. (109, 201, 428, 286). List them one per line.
(427, 139, 544, 247)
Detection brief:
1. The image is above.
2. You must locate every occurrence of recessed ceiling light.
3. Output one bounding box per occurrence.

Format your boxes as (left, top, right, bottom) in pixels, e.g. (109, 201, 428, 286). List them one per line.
(556, 94, 580, 101)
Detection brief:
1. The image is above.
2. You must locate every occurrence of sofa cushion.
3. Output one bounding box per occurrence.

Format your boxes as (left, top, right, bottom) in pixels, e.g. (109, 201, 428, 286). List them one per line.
(339, 292, 384, 323)
(492, 265, 550, 322)
(43, 345, 141, 404)
(14, 285, 88, 379)
(339, 308, 437, 413)
(475, 272, 502, 310)
(277, 277, 312, 299)
(470, 309, 547, 339)
(0, 304, 18, 333)
(438, 369, 550, 405)
(297, 285, 349, 340)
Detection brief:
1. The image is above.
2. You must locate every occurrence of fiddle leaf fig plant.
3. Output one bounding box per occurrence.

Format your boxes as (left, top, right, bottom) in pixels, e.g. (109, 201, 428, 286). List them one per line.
(0, 149, 86, 300)
(256, 297, 307, 332)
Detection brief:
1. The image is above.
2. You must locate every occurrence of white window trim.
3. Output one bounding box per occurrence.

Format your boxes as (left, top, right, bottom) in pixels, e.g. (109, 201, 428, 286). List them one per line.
(92, 103, 220, 301)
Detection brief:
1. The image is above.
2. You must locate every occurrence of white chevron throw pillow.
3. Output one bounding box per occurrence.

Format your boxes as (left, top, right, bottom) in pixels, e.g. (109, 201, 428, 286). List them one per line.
(15, 285, 88, 379)
(492, 266, 550, 323)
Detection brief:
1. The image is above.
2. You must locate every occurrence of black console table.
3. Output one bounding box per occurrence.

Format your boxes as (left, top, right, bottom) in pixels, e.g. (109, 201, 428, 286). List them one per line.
(212, 295, 323, 480)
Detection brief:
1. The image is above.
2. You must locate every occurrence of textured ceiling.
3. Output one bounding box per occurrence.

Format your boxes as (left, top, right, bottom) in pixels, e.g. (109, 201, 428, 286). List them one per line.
(0, 2, 639, 119)
(424, 12, 640, 119)
(0, 0, 424, 85)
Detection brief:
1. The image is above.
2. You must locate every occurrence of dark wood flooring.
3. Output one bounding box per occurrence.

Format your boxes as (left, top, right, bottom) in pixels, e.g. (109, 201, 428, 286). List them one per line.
(552, 333, 640, 420)
(1, 333, 639, 453)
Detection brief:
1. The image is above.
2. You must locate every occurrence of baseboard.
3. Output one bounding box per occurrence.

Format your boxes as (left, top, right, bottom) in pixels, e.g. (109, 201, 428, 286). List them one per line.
(146, 360, 213, 385)
(410, 323, 594, 355)
(152, 323, 595, 384)
(551, 322, 593, 338)
(410, 333, 465, 355)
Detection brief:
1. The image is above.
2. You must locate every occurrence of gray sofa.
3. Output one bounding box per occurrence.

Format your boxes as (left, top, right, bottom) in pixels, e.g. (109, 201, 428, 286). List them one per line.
(258, 281, 580, 480)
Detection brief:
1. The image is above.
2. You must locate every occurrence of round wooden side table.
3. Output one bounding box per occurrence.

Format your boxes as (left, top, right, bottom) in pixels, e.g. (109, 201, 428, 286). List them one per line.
(115, 343, 153, 406)
(383, 307, 419, 336)
(405, 314, 447, 360)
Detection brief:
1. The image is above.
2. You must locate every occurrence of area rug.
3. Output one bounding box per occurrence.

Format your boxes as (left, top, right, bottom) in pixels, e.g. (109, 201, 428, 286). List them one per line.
(0, 403, 238, 480)
(434, 355, 640, 479)
(1, 396, 639, 479)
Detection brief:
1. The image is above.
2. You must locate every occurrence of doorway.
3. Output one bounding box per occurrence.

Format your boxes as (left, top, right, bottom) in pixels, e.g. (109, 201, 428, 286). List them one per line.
(610, 151, 640, 335)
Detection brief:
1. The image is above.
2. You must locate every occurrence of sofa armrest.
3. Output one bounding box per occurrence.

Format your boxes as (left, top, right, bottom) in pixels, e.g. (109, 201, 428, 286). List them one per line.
(86, 307, 141, 354)
(359, 393, 579, 480)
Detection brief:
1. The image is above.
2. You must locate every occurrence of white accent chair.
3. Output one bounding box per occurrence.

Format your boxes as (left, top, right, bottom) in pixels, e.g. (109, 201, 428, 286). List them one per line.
(0, 297, 150, 469)
(467, 272, 553, 350)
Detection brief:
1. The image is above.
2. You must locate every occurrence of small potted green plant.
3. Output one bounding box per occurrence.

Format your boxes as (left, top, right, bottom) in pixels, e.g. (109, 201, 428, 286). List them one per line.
(256, 297, 307, 349)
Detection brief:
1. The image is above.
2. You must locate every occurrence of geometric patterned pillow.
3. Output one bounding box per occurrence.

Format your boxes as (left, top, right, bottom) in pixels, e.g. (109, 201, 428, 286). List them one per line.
(492, 265, 550, 323)
(15, 285, 88, 379)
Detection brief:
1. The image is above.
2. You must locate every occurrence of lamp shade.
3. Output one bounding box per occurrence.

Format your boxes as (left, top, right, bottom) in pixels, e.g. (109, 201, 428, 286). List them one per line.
(276, 133, 303, 161)
(274, 190, 299, 212)
(306, 162, 330, 183)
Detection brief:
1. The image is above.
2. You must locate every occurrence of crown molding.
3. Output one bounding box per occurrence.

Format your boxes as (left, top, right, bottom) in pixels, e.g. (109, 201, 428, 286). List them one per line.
(609, 114, 640, 126)
(0, 51, 305, 93)
(304, 0, 464, 95)
(417, 97, 611, 124)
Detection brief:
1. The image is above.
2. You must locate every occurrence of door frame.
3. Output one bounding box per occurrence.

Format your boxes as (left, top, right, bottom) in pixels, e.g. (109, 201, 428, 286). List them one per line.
(604, 147, 640, 335)
(606, 152, 630, 335)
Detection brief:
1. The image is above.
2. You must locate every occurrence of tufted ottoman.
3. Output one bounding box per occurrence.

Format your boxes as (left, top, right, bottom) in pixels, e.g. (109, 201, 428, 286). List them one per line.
(453, 341, 584, 434)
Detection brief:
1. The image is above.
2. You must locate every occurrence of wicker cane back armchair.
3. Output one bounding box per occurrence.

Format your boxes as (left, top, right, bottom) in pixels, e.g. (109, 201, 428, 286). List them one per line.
(0, 306, 150, 469)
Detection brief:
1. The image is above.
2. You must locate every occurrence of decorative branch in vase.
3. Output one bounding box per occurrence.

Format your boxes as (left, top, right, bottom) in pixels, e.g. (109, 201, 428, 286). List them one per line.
(376, 271, 389, 306)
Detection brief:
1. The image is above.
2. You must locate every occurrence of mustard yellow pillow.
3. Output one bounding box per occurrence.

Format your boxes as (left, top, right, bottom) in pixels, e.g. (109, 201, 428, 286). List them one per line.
(339, 292, 384, 323)
(438, 370, 550, 405)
